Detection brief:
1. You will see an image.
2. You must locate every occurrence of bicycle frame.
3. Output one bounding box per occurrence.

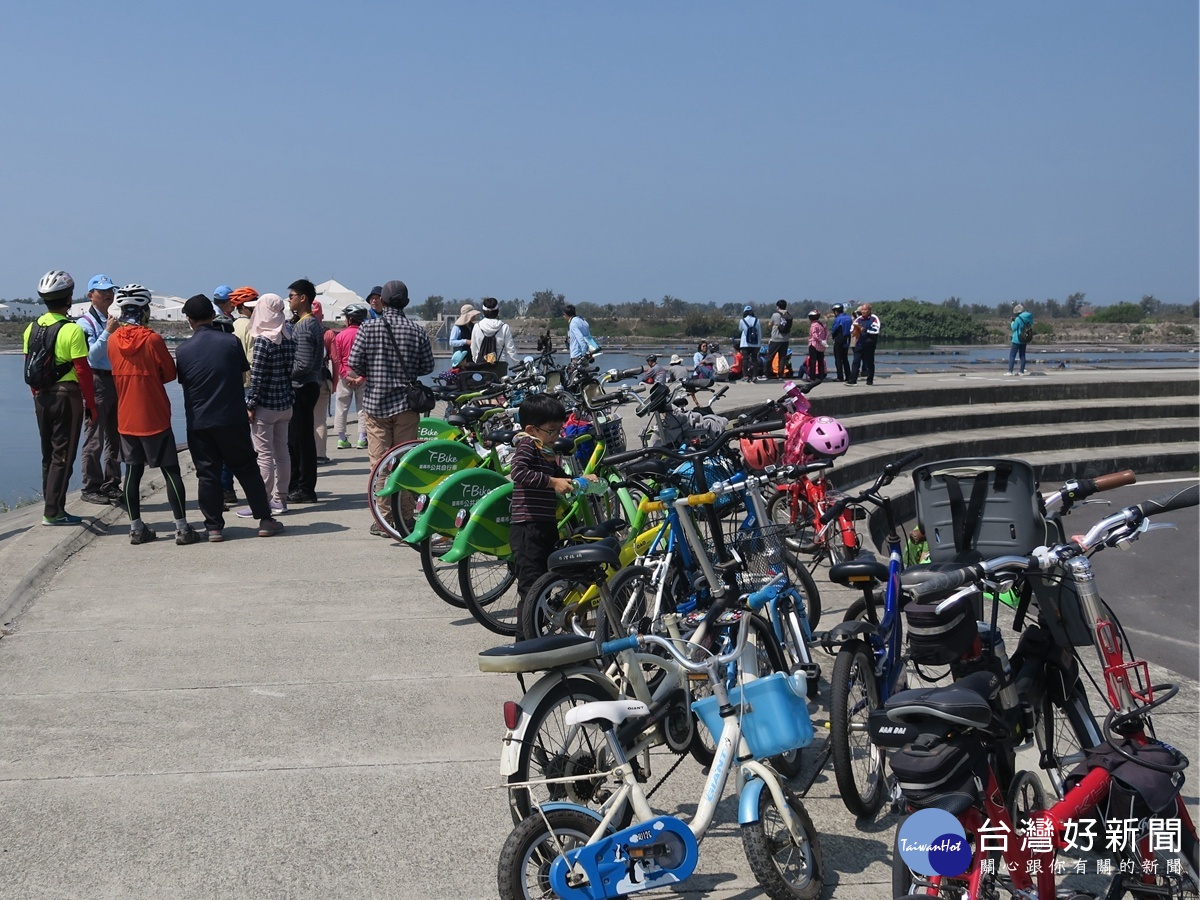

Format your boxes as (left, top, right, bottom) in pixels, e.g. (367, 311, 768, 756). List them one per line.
(777, 471, 859, 561)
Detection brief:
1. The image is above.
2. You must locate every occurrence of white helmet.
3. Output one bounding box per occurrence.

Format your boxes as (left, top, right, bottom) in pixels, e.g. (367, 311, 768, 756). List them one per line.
(37, 270, 75, 302)
(115, 284, 152, 309)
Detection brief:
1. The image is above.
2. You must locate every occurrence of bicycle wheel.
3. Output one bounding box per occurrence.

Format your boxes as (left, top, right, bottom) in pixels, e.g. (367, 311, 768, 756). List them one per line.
(829, 641, 886, 819)
(460, 555, 520, 636)
(767, 490, 816, 552)
(497, 807, 600, 900)
(1006, 769, 1047, 835)
(1104, 824, 1199, 899)
(1032, 683, 1101, 800)
(418, 536, 467, 608)
(891, 816, 980, 898)
(366, 439, 422, 541)
(786, 556, 822, 632)
(592, 565, 656, 646)
(771, 593, 821, 701)
(741, 785, 824, 900)
(509, 678, 619, 825)
(518, 572, 586, 641)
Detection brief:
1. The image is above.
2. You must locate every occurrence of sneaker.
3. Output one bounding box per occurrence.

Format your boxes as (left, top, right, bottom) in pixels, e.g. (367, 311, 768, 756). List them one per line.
(207, 528, 225, 543)
(1004, 371, 1015, 376)
(1018, 371, 1029, 376)
(287, 490, 319, 503)
(103, 485, 124, 500)
(270, 501, 287, 515)
(175, 525, 201, 545)
(130, 526, 158, 545)
(316, 456, 332, 466)
(258, 519, 284, 538)
(81, 490, 112, 505)
(42, 513, 84, 526)
(336, 439, 352, 450)
(369, 522, 386, 537)
(234, 506, 256, 519)
(223, 490, 238, 505)
(356, 439, 368, 449)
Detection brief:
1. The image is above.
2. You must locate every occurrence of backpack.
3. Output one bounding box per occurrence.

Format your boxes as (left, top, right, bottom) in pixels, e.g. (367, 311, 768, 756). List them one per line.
(777, 312, 793, 335)
(743, 317, 760, 345)
(1017, 319, 1033, 344)
(24, 320, 73, 389)
(477, 331, 498, 365)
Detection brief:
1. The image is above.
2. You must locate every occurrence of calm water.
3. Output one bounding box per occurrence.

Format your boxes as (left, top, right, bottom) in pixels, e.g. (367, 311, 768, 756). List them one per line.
(2, 345, 1195, 509)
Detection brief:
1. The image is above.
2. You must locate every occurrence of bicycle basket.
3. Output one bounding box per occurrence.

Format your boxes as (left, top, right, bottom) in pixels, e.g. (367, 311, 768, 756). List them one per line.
(692, 671, 813, 759)
(732, 523, 792, 592)
(673, 455, 740, 514)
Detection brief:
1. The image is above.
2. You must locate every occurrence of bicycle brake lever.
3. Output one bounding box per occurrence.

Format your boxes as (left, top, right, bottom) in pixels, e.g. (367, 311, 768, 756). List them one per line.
(1116, 520, 1176, 550)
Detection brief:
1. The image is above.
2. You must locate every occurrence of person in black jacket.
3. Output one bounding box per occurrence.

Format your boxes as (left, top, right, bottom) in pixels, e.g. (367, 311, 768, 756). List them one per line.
(175, 295, 283, 542)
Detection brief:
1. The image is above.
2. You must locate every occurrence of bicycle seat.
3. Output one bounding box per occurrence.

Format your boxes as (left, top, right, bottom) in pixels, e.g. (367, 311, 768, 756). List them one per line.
(482, 429, 518, 447)
(568, 519, 626, 541)
(828, 556, 889, 588)
(884, 670, 999, 731)
(565, 699, 650, 729)
(620, 458, 671, 480)
(550, 437, 577, 454)
(547, 543, 621, 576)
(477, 633, 601, 673)
(683, 377, 713, 390)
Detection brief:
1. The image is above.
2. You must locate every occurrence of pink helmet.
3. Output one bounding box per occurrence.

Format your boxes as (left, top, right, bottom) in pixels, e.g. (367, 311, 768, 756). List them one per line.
(799, 415, 850, 458)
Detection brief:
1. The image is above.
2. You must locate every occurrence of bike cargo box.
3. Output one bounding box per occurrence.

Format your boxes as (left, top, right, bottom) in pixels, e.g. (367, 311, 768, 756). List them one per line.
(904, 589, 982, 665)
(692, 672, 813, 759)
(889, 733, 988, 812)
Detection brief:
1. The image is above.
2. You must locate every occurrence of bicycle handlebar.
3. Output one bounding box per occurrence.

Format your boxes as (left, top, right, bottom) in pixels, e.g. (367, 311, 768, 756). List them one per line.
(603, 420, 785, 467)
(1044, 469, 1137, 512)
(817, 450, 924, 526)
(598, 614, 752, 674)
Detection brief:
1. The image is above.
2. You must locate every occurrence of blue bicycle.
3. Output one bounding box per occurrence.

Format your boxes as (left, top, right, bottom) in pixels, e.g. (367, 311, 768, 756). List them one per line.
(816, 450, 923, 818)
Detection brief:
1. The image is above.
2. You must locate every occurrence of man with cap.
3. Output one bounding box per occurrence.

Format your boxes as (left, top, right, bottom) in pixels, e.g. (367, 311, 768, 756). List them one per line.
(766, 300, 792, 380)
(642, 354, 669, 385)
(77, 274, 123, 504)
(470, 297, 519, 374)
(564, 304, 597, 360)
(738, 305, 763, 381)
(345, 279, 434, 534)
(285, 278, 325, 503)
(175, 295, 283, 541)
(848, 302, 881, 386)
(211, 285, 236, 334)
(449, 303, 480, 365)
(25, 270, 95, 526)
(828, 303, 853, 382)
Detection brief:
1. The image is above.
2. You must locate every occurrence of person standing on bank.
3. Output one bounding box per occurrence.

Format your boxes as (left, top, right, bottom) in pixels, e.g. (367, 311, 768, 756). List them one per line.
(107, 285, 198, 545)
(565, 304, 597, 360)
(332, 303, 369, 450)
(470, 296, 519, 375)
(344, 279, 434, 535)
(1008, 303, 1034, 376)
(806, 310, 828, 382)
(285, 279, 324, 503)
(175, 295, 283, 541)
(449, 303, 480, 364)
(24, 270, 96, 526)
(829, 303, 853, 382)
(244, 293, 296, 514)
(766, 300, 792, 380)
(847, 303, 881, 386)
(738, 305, 763, 381)
(77, 274, 123, 505)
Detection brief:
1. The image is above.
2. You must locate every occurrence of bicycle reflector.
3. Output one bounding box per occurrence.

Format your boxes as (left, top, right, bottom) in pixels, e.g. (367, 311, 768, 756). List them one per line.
(455, 508, 470, 529)
(414, 494, 429, 513)
(503, 701, 521, 731)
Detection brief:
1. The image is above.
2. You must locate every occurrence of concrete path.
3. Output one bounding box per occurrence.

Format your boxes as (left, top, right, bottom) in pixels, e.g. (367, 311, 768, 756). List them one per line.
(0, 369, 1195, 899)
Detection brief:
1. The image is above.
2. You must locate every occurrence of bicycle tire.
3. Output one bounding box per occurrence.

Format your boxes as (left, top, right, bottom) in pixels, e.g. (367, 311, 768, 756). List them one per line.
(517, 572, 587, 642)
(497, 807, 600, 900)
(1100, 822, 1199, 899)
(891, 816, 983, 898)
(459, 555, 520, 636)
(829, 640, 887, 819)
(509, 677, 620, 825)
(771, 592, 821, 701)
(741, 786, 824, 899)
(418, 536, 468, 608)
(591, 565, 656, 647)
(366, 438, 423, 541)
(767, 490, 816, 553)
(786, 555, 823, 632)
(1033, 683, 1102, 800)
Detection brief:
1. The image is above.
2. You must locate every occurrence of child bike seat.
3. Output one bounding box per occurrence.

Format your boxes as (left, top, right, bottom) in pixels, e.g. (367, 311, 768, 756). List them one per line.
(884, 670, 1000, 732)
(477, 633, 600, 673)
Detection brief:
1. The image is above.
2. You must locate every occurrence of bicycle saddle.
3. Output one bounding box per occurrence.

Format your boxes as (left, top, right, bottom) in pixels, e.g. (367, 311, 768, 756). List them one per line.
(828, 555, 889, 588)
(884, 670, 1000, 732)
(683, 377, 713, 390)
(547, 543, 622, 576)
(477, 633, 601, 674)
(565, 699, 650, 730)
(619, 457, 671, 480)
(550, 437, 577, 454)
(568, 519, 626, 541)
(482, 429, 519, 447)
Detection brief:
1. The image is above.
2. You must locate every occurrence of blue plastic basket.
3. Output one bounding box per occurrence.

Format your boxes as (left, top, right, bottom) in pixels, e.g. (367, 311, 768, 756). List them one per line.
(692, 671, 814, 759)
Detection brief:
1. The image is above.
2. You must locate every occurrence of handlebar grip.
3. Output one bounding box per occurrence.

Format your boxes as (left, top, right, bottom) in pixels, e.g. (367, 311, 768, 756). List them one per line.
(728, 419, 784, 438)
(905, 564, 980, 599)
(1092, 469, 1136, 492)
(819, 498, 850, 526)
(620, 366, 644, 380)
(599, 635, 640, 655)
(639, 498, 666, 513)
(887, 450, 924, 473)
(1135, 483, 1200, 518)
(746, 585, 775, 612)
(686, 492, 716, 507)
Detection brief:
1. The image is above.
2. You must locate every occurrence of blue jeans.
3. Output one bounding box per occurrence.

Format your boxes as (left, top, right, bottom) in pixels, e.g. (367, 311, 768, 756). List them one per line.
(1008, 342, 1027, 374)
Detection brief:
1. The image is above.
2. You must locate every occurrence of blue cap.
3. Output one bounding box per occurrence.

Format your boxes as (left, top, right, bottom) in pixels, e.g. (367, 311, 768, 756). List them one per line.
(87, 274, 118, 292)
(213, 285, 234, 301)
(743, 305, 753, 313)
(450, 350, 468, 367)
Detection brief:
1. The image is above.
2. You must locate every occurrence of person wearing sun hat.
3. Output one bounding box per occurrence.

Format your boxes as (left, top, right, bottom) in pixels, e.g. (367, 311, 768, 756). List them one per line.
(77, 274, 124, 505)
(666, 354, 690, 382)
(449, 303, 481, 364)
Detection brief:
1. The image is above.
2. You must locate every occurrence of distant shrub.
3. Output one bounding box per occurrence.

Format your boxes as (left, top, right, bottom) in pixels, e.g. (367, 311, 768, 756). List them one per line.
(1088, 303, 1144, 324)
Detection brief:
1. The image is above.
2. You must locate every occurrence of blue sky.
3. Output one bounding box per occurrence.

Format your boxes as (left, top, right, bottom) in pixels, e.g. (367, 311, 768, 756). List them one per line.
(3, 1, 1196, 307)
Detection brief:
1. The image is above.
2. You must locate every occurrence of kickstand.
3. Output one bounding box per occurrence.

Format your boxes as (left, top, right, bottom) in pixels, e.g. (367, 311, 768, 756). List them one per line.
(794, 738, 831, 798)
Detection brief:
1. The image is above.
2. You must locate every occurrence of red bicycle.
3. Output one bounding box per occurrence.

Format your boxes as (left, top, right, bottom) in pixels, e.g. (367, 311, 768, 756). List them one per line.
(886, 483, 1199, 899)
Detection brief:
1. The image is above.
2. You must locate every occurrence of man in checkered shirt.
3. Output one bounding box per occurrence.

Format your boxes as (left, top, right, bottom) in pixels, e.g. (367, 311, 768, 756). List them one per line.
(344, 279, 433, 534)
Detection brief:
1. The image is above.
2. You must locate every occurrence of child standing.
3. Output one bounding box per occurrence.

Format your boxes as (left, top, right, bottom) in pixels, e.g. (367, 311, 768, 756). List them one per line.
(509, 394, 595, 601)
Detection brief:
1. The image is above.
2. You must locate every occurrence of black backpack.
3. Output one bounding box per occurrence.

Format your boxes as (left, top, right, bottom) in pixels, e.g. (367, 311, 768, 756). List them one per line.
(777, 312, 793, 335)
(743, 317, 760, 345)
(477, 331, 498, 366)
(1017, 320, 1033, 344)
(24, 320, 73, 389)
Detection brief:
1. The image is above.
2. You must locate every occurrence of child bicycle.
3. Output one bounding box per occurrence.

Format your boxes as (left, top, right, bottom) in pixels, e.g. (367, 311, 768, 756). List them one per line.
(887, 483, 1199, 899)
(496, 591, 824, 900)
